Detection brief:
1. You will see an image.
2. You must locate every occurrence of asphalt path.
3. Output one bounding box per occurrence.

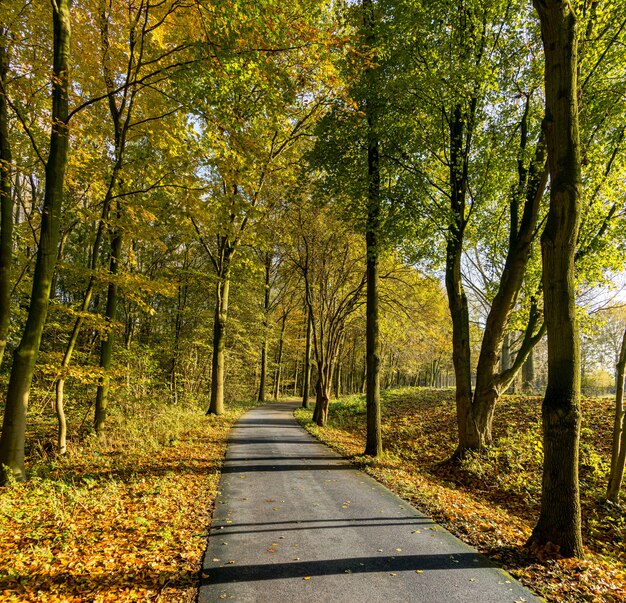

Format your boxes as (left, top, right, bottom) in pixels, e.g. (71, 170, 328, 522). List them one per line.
(198, 402, 540, 602)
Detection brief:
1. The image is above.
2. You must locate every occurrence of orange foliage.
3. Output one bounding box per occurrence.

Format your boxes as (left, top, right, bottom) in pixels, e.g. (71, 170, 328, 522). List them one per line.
(0, 407, 250, 603)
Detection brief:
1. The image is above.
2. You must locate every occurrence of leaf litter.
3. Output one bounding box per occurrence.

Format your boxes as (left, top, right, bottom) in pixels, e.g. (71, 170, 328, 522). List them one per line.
(295, 388, 626, 603)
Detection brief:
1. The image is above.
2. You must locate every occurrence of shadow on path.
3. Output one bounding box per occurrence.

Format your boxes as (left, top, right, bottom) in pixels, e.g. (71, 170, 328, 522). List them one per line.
(203, 552, 494, 585)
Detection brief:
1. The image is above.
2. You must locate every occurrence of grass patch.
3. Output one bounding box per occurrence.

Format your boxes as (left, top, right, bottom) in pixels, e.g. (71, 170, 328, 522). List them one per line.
(295, 387, 626, 603)
(0, 398, 256, 602)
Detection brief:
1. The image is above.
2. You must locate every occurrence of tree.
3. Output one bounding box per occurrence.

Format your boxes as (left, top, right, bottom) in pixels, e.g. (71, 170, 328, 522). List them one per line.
(362, 0, 382, 456)
(258, 252, 272, 403)
(607, 325, 626, 503)
(0, 22, 13, 369)
(528, 0, 583, 558)
(0, 0, 71, 482)
(311, 0, 427, 450)
(289, 204, 366, 426)
(302, 306, 313, 407)
(185, 2, 329, 415)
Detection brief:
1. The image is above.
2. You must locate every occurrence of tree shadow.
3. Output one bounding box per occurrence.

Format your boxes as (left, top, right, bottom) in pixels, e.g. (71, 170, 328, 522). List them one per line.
(201, 552, 494, 585)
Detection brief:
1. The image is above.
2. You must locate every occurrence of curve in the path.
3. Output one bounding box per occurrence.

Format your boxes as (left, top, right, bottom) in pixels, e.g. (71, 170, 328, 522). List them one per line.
(198, 402, 540, 603)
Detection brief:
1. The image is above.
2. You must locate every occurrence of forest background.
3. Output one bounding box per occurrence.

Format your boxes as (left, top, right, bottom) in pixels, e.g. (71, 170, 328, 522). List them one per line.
(0, 0, 626, 601)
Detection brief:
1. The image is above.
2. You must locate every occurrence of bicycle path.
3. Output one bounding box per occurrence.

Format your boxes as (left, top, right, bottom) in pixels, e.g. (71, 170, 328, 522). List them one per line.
(198, 402, 540, 602)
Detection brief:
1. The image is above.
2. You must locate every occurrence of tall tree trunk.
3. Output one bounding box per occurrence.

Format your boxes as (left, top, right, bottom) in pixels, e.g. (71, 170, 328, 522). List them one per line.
(302, 308, 312, 408)
(293, 358, 299, 396)
(208, 261, 231, 415)
(258, 252, 271, 403)
(55, 140, 124, 449)
(458, 107, 547, 454)
(363, 0, 382, 457)
(170, 275, 187, 404)
(335, 352, 342, 398)
(95, 219, 122, 435)
(258, 339, 268, 403)
(349, 335, 356, 395)
(0, 0, 71, 483)
(273, 314, 286, 400)
(607, 328, 626, 503)
(0, 29, 13, 368)
(528, 0, 583, 558)
(446, 105, 474, 459)
(63, 1, 136, 442)
(360, 361, 366, 394)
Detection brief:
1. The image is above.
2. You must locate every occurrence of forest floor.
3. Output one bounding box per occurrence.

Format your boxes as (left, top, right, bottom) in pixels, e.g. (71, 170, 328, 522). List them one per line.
(0, 399, 256, 603)
(295, 388, 626, 603)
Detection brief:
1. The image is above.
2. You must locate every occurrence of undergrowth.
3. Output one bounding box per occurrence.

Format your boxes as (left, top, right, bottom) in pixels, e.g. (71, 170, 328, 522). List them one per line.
(0, 397, 256, 603)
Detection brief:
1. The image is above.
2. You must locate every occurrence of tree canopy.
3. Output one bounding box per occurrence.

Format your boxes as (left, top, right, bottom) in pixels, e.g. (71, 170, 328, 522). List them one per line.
(1, 0, 626, 576)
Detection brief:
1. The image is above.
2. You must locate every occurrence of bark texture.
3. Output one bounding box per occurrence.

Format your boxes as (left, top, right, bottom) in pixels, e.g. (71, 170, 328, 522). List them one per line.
(446, 104, 474, 457)
(258, 253, 271, 403)
(208, 257, 231, 416)
(302, 309, 312, 408)
(95, 224, 122, 435)
(528, 0, 583, 558)
(273, 315, 286, 400)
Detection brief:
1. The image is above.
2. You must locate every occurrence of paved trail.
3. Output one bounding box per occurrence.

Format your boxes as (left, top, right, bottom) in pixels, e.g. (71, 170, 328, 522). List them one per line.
(199, 402, 539, 602)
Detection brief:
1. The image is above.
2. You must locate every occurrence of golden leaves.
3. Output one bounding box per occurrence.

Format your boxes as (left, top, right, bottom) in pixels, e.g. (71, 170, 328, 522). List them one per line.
(0, 403, 252, 602)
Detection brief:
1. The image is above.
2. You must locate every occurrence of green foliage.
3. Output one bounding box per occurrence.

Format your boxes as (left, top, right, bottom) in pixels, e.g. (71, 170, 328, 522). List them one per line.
(1, 0, 626, 595)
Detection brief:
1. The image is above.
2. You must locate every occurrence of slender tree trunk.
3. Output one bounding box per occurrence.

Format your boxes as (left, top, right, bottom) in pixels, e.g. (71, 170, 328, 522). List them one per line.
(55, 141, 124, 449)
(360, 361, 366, 394)
(335, 353, 342, 398)
(258, 253, 271, 403)
(273, 314, 287, 400)
(171, 277, 187, 403)
(528, 0, 583, 558)
(95, 220, 122, 435)
(607, 328, 626, 503)
(55, 379, 67, 455)
(77, 2, 137, 438)
(363, 0, 382, 457)
(208, 262, 231, 415)
(446, 105, 474, 459)
(349, 335, 356, 394)
(522, 350, 535, 393)
(258, 340, 268, 402)
(0, 30, 13, 368)
(302, 308, 312, 408)
(0, 0, 71, 483)
(293, 358, 299, 396)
